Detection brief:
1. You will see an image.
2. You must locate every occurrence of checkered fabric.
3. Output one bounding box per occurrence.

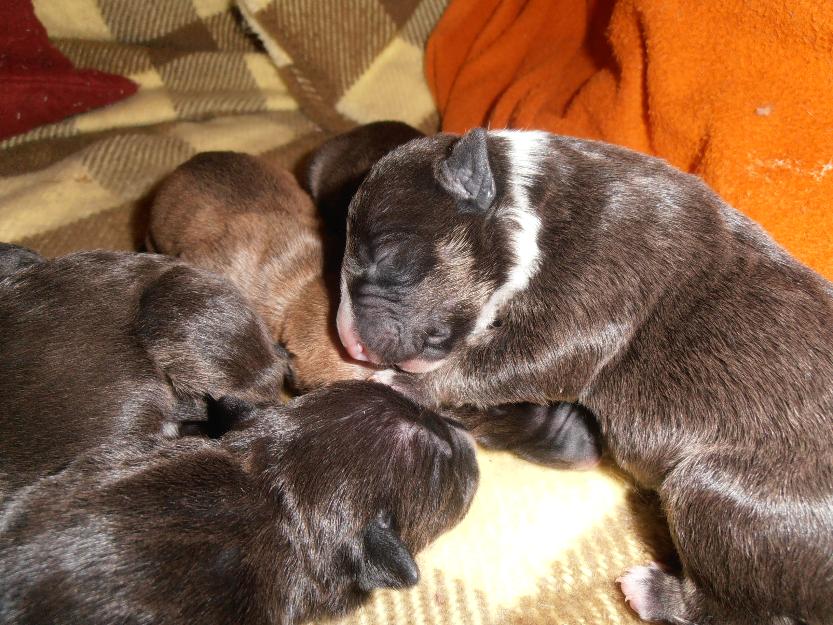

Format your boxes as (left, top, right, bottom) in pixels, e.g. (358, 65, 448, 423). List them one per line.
(0, 0, 324, 253)
(237, 0, 444, 133)
(0, 2, 660, 624)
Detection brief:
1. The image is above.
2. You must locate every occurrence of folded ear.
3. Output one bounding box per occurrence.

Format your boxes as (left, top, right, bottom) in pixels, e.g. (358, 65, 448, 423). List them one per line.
(304, 121, 425, 202)
(357, 513, 419, 591)
(436, 128, 496, 214)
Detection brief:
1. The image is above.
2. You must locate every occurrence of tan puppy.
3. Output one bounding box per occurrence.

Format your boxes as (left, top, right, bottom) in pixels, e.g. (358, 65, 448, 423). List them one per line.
(148, 151, 370, 390)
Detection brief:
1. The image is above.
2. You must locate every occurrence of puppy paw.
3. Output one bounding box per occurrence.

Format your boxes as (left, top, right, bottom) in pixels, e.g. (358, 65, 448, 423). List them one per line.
(617, 563, 687, 623)
(527, 402, 601, 468)
(474, 402, 601, 469)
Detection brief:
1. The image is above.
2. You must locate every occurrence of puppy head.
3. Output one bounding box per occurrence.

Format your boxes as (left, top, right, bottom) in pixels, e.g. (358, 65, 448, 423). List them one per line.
(337, 128, 544, 372)
(235, 381, 478, 602)
(148, 151, 317, 258)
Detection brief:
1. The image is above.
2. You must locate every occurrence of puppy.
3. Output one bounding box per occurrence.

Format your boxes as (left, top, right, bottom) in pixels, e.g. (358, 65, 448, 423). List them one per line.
(148, 151, 369, 390)
(304, 125, 601, 468)
(0, 381, 479, 625)
(336, 129, 833, 624)
(0, 246, 285, 494)
(149, 127, 426, 391)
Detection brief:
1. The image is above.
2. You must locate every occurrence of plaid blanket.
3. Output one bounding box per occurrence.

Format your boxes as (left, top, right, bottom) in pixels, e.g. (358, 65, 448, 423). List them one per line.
(0, 2, 658, 623)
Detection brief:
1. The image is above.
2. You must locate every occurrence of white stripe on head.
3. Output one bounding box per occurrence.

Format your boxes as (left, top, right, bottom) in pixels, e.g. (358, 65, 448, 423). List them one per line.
(470, 130, 549, 335)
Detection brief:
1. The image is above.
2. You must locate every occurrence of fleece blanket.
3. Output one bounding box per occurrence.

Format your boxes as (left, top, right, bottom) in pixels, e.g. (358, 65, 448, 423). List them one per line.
(426, 0, 833, 279)
(0, 0, 137, 141)
(0, 1, 659, 624)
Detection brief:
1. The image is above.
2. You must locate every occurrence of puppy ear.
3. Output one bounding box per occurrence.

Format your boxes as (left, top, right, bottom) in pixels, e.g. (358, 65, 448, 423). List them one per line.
(357, 513, 419, 591)
(436, 128, 496, 213)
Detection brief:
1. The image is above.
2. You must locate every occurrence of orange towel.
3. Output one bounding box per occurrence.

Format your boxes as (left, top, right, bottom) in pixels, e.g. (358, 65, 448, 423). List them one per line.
(426, 0, 833, 278)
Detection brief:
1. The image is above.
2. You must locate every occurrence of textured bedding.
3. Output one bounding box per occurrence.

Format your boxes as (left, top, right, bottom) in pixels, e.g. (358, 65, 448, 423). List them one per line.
(0, 1, 661, 623)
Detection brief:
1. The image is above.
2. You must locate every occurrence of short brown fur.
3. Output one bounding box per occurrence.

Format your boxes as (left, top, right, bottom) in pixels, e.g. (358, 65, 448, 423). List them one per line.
(148, 151, 370, 390)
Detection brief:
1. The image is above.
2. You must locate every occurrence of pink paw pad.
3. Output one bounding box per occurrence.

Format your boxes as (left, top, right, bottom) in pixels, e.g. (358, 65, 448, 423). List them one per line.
(616, 563, 661, 620)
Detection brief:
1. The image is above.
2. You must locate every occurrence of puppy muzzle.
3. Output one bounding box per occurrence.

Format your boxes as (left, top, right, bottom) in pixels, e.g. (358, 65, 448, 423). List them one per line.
(337, 291, 446, 372)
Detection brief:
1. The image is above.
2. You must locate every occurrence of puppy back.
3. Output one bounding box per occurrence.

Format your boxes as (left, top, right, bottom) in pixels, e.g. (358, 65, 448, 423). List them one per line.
(149, 151, 323, 329)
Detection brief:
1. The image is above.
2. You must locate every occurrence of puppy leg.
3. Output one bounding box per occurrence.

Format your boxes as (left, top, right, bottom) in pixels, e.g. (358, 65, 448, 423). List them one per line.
(618, 563, 698, 623)
(454, 402, 601, 468)
(136, 265, 287, 420)
(621, 452, 832, 625)
(618, 564, 803, 625)
(0, 243, 43, 277)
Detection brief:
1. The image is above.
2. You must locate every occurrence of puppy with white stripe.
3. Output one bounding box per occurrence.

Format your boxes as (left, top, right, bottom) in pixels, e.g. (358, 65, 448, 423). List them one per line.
(336, 128, 833, 625)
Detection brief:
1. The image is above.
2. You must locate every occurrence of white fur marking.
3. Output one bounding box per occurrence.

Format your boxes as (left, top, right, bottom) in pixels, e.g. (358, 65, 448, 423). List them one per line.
(471, 130, 548, 335)
(160, 421, 179, 438)
(371, 369, 397, 386)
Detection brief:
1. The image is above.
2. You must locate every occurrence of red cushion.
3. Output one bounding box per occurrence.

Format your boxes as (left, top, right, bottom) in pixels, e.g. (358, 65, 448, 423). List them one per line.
(0, 0, 137, 141)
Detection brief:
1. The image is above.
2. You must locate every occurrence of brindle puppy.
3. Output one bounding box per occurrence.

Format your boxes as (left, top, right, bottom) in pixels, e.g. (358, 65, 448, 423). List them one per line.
(305, 125, 601, 468)
(0, 381, 479, 625)
(337, 128, 833, 625)
(0, 246, 285, 495)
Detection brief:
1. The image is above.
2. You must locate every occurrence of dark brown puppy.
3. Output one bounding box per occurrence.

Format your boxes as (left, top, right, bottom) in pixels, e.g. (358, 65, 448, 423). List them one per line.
(0, 246, 285, 495)
(0, 381, 479, 625)
(337, 129, 833, 624)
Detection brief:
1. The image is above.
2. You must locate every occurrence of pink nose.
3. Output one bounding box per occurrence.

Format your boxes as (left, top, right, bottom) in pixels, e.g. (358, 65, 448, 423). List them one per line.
(344, 331, 370, 362)
(336, 298, 379, 364)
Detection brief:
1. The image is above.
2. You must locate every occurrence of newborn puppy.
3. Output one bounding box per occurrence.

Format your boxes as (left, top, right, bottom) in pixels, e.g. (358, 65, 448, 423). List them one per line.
(304, 125, 601, 468)
(150, 132, 422, 391)
(149, 151, 368, 390)
(0, 247, 285, 494)
(0, 381, 479, 625)
(337, 129, 833, 624)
